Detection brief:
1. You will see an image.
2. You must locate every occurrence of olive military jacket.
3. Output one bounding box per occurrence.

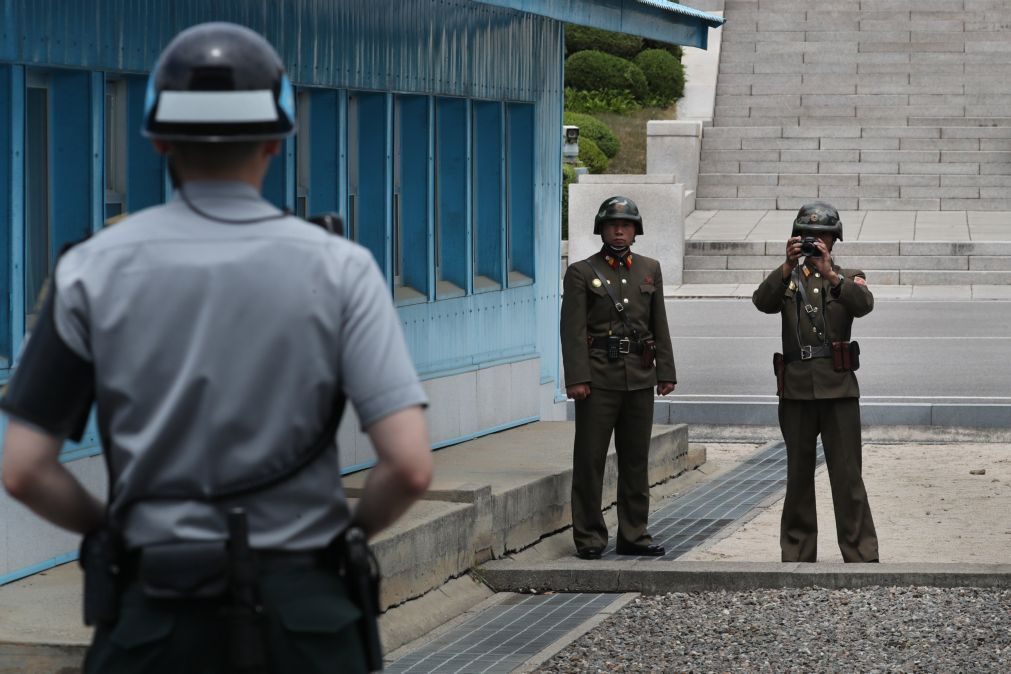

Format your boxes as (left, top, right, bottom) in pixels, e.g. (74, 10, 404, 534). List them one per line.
(753, 262, 873, 400)
(560, 248, 677, 391)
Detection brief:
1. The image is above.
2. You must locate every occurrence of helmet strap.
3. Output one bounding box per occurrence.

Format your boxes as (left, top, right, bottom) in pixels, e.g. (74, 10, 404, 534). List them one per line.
(603, 242, 632, 257)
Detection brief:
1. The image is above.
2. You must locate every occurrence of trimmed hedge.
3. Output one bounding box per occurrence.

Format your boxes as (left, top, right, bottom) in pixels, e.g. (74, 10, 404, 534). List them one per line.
(578, 137, 608, 174)
(642, 39, 684, 61)
(566, 50, 648, 102)
(633, 48, 686, 107)
(563, 111, 620, 159)
(566, 26, 643, 58)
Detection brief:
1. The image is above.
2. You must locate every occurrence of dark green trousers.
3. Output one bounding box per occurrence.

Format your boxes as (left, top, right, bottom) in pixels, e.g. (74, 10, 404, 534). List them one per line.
(778, 397, 879, 563)
(571, 387, 655, 552)
(83, 566, 367, 674)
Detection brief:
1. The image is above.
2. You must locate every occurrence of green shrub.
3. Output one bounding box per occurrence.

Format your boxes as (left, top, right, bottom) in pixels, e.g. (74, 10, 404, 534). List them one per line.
(566, 25, 643, 58)
(564, 88, 640, 115)
(561, 163, 578, 239)
(634, 49, 686, 107)
(578, 137, 608, 174)
(642, 39, 683, 61)
(565, 50, 649, 102)
(563, 112, 620, 159)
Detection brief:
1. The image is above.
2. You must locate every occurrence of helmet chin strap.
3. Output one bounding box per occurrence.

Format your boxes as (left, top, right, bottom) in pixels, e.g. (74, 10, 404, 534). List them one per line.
(603, 241, 632, 256)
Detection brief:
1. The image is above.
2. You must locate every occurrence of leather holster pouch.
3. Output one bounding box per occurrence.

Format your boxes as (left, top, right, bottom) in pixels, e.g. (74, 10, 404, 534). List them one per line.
(773, 352, 785, 397)
(640, 338, 656, 369)
(139, 541, 229, 599)
(849, 340, 861, 372)
(831, 341, 852, 372)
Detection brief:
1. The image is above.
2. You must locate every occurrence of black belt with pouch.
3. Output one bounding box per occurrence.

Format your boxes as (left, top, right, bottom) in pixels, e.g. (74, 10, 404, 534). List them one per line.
(782, 341, 860, 371)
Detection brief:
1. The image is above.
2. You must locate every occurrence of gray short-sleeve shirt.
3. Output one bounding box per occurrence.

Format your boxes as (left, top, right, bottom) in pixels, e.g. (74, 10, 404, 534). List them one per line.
(51, 181, 428, 550)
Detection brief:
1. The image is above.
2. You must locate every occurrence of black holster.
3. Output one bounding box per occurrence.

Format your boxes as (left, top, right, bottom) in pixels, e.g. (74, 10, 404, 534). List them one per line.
(328, 526, 383, 672)
(80, 527, 125, 626)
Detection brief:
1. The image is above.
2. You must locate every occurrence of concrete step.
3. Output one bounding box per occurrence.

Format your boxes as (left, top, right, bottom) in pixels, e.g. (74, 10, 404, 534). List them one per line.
(684, 239, 1011, 285)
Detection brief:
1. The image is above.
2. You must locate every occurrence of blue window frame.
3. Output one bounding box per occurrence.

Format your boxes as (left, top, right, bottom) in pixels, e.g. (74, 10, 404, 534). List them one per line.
(348, 91, 390, 276)
(124, 76, 165, 214)
(434, 97, 470, 299)
(24, 76, 50, 327)
(506, 102, 535, 284)
(472, 101, 504, 292)
(104, 78, 128, 221)
(393, 94, 430, 303)
(306, 89, 341, 218)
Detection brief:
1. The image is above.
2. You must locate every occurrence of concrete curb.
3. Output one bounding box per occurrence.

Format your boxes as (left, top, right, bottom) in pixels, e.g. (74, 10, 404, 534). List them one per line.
(652, 400, 1011, 428)
(476, 561, 1011, 594)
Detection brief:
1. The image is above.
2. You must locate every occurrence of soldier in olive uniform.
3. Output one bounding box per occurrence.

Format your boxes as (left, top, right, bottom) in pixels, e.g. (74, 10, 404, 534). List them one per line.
(560, 196, 677, 560)
(753, 201, 879, 563)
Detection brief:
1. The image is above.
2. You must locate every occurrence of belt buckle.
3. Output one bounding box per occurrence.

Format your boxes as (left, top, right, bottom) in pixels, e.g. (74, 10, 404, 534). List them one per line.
(618, 338, 631, 354)
(800, 345, 813, 360)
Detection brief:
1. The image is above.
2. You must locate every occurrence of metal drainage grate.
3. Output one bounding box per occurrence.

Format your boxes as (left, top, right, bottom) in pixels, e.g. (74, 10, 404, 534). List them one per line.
(386, 593, 617, 673)
(599, 441, 824, 559)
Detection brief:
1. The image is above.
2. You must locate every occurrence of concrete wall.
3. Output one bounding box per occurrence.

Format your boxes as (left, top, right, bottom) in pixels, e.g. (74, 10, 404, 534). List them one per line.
(568, 175, 686, 285)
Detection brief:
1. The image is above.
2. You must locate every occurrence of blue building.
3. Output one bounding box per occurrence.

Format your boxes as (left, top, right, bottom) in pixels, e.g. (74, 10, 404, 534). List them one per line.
(0, 1, 722, 582)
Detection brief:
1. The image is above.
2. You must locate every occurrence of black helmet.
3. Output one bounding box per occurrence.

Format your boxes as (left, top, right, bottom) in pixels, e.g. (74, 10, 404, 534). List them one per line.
(594, 196, 643, 235)
(142, 22, 295, 142)
(792, 201, 843, 241)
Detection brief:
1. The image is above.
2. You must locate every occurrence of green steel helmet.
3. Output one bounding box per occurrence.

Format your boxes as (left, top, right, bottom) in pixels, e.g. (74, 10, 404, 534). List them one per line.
(792, 201, 843, 242)
(594, 196, 643, 235)
(142, 22, 295, 142)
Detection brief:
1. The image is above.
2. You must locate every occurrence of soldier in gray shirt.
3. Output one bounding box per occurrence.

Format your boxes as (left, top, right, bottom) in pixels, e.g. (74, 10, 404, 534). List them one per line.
(1, 23, 432, 673)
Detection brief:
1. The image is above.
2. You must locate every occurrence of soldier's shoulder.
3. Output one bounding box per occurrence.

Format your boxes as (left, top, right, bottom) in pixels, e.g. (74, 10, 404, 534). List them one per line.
(634, 253, 662, 270)
(839, 267, 867, 279)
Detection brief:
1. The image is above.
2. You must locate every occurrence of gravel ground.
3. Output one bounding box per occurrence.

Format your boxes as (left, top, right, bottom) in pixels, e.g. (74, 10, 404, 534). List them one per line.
(538, 587, 1011, 673)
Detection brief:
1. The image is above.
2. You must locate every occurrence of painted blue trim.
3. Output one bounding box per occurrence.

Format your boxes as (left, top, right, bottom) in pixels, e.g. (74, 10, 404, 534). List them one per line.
(465, 98, 474, 295)
(416, 353, 539, 382)
(0, 65, 19, 369)
(8, 65, 25, 363)
(59, 444, 103, 464)
(125, 76, 165, 213)
(430, 415, 539, 450)
(0, 551, 78, 587)
(471, 0, 722, 46)
(337, 89, 348, 225)
(341, 459, 377, 475)
(91, 73, 104, 234)
(384, 92, 394, 288)
(426, 96, 436, 302)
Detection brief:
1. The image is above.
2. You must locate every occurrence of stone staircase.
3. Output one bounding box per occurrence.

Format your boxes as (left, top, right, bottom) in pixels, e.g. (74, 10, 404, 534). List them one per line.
(684, 240, 1011, 285)
(696, 0, 1011, 212)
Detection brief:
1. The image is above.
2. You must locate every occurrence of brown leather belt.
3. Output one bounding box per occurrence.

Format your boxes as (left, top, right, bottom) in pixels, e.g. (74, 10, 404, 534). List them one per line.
(587, 336, 644, 354)
(784, 344, 832, 364)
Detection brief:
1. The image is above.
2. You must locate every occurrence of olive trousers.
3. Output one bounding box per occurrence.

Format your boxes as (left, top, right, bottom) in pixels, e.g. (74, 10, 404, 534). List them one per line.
(778, 397, 879, 563)
(571, 387, 656, 553)
(83, 566, 367, 674)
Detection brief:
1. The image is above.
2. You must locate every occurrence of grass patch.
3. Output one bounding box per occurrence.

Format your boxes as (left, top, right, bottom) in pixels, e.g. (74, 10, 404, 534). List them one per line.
(595, 104, 677, 175)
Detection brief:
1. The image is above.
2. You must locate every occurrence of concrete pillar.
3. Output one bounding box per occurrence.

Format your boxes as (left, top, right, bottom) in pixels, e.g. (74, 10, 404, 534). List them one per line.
(646, 120, 703, 215)
(567, 175, 685, 285)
